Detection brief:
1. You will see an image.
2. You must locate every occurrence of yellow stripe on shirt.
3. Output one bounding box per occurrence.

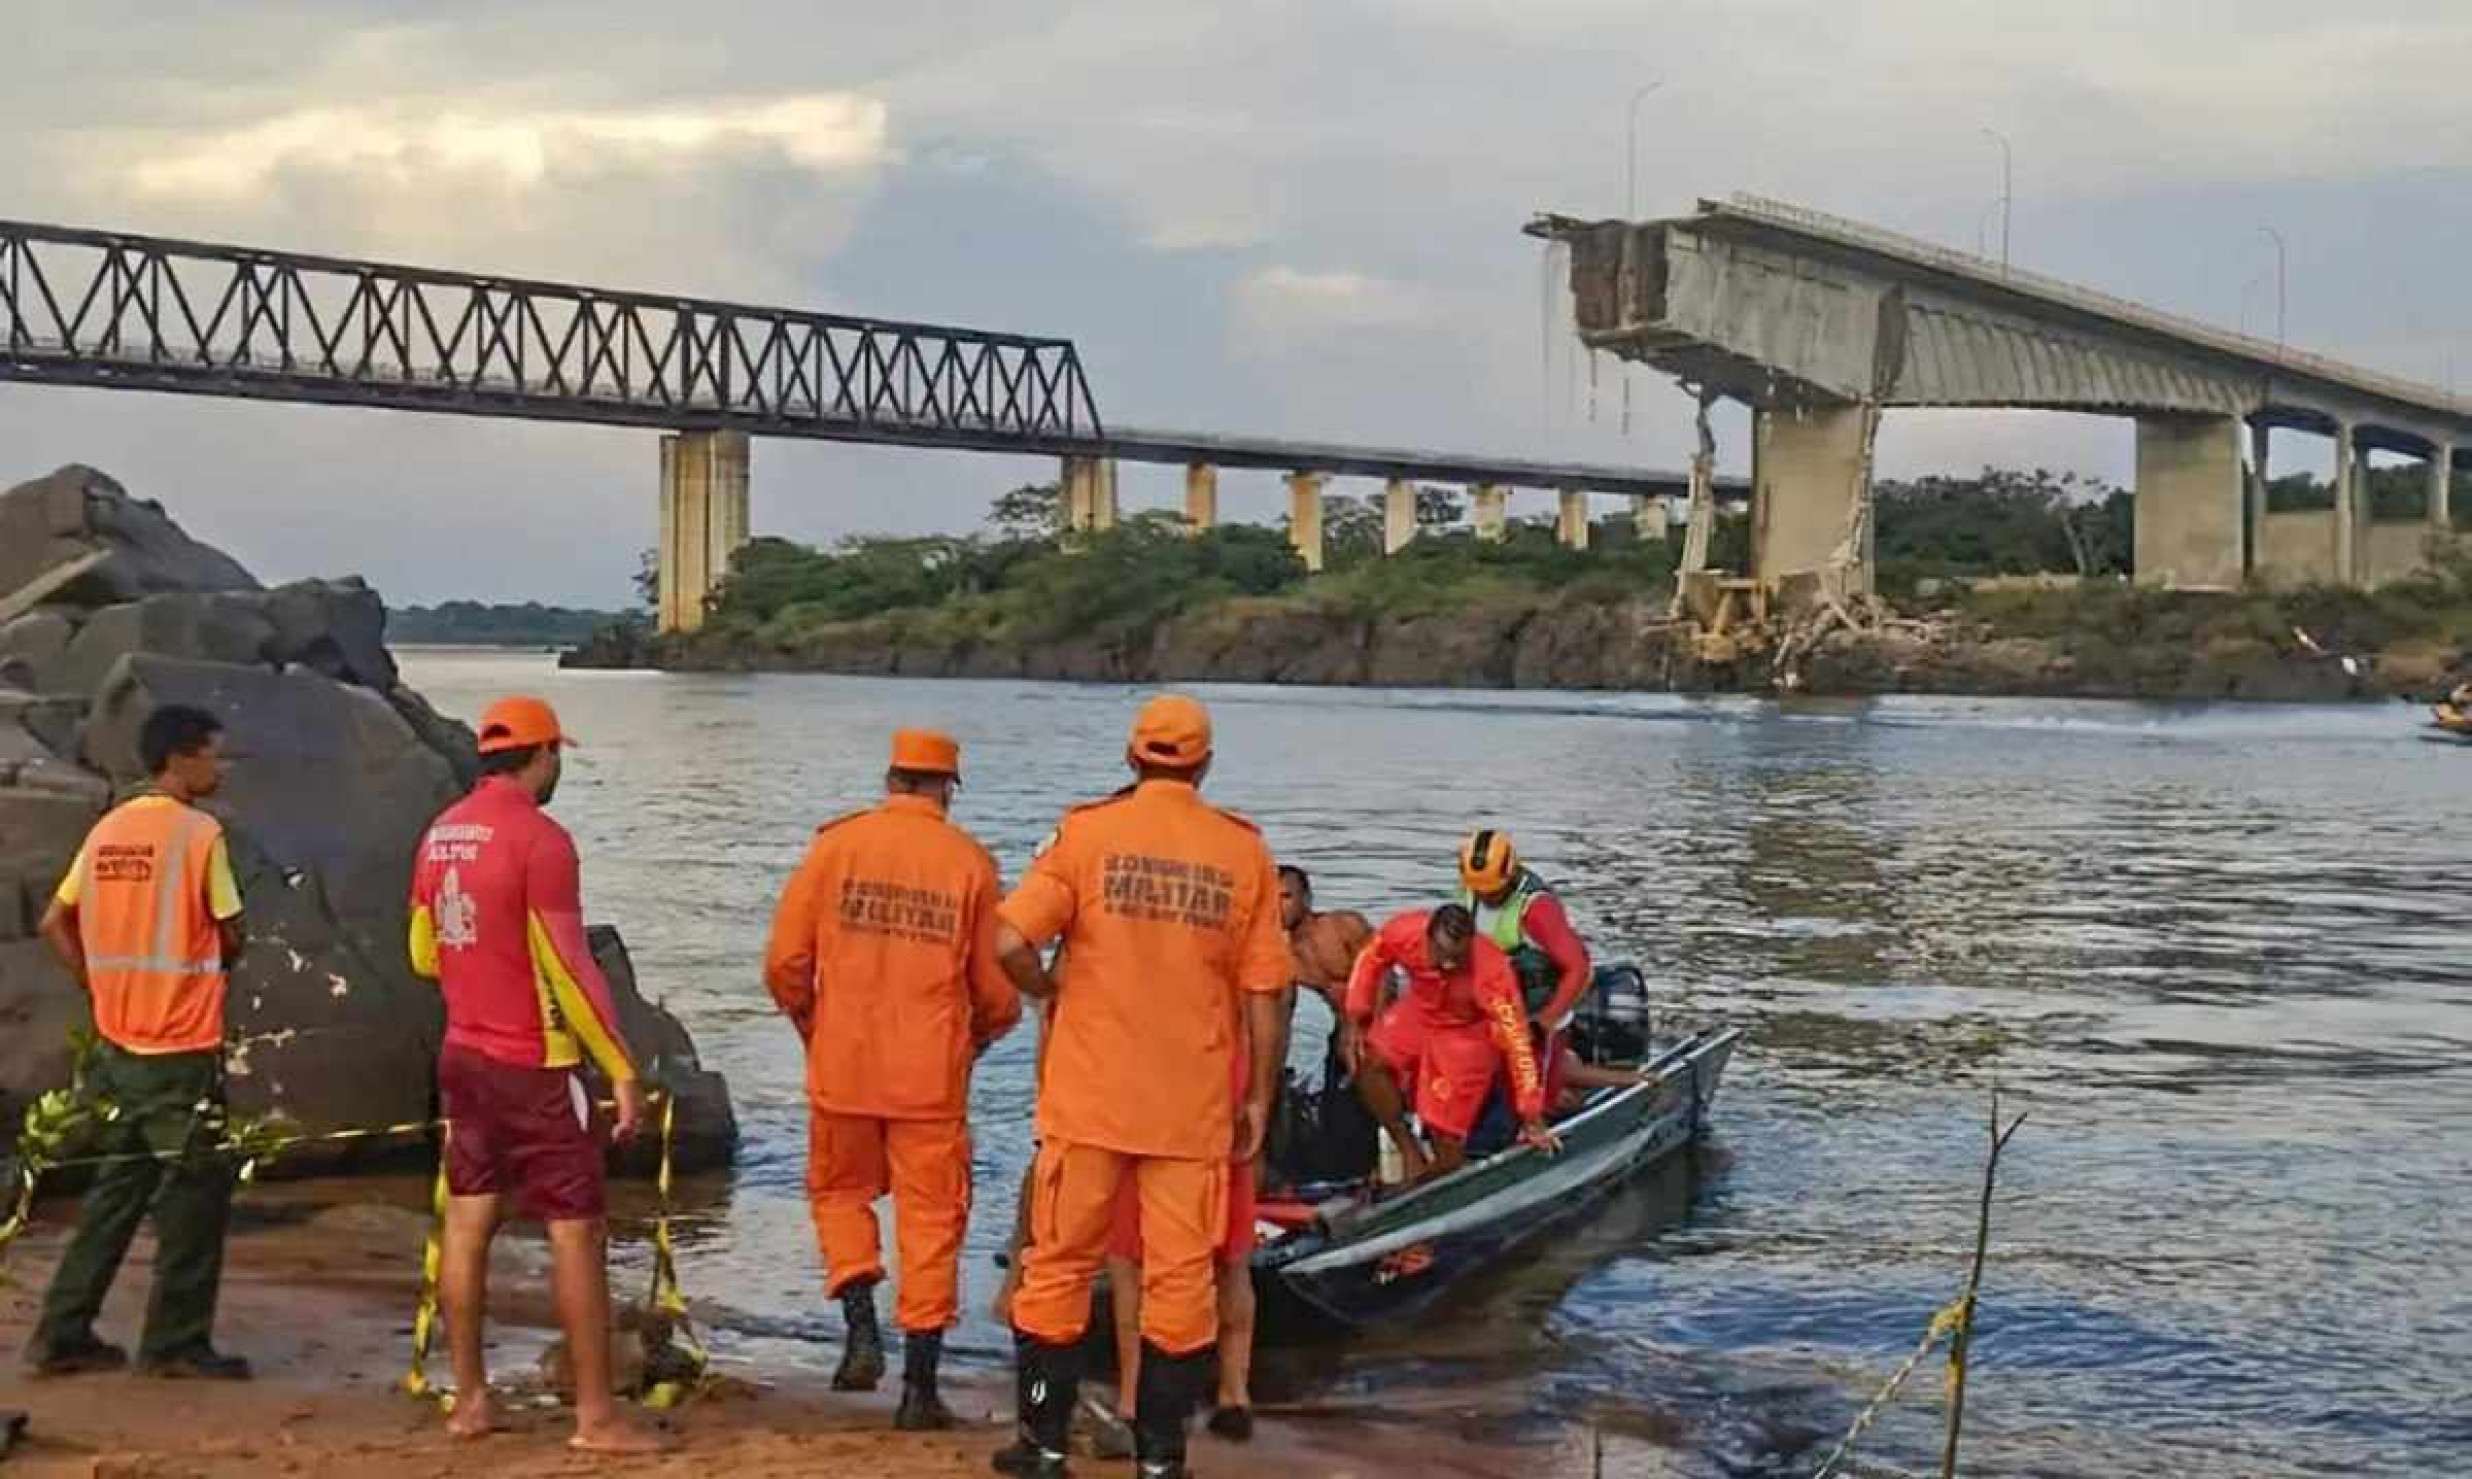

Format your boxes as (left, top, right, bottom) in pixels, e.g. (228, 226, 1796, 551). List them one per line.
(526, 910, 635, 1082)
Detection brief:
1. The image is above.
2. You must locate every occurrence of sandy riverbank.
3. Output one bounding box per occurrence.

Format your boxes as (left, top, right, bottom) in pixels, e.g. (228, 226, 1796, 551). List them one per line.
(0, 1182, 1627, 1478)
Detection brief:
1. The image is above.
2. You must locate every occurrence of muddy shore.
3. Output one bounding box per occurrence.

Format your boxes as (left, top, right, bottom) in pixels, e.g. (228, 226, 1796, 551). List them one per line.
(0, 1181, 1634, 1478)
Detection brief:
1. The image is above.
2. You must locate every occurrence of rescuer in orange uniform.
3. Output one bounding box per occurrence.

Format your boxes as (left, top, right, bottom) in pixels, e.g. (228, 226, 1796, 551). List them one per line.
(25, 705, 250, 1380)
(991, 695, 1290, 1479)
(1342, 905, 1559, 1185)
(763, 728, 1021, 1430)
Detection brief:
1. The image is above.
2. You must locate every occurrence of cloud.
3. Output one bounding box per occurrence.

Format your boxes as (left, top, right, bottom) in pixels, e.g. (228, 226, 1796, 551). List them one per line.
(119, 94, 888, 202)
(1233, 265, 1432, 349)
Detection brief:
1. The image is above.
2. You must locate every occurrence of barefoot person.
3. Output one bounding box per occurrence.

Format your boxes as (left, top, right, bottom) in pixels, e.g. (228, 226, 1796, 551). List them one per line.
(764, 729, 1021, 1429)
(407, 696, 660, 1452)
(23, 705, 251, 1381)
(1101, 1032, 1265, 1444)
(992, 694, 1290, 1479)
(1342, 905, 1558, 1185)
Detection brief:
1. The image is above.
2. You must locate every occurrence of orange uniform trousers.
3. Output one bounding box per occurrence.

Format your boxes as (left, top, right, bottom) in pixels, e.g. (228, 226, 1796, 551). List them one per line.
(1012, 1139, 1227, 1355)
(806, 1113, 972, 1333)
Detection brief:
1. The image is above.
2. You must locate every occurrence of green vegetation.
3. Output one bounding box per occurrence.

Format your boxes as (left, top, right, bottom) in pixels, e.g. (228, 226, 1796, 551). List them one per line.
(694, 481, 1707, 653)
(390, 600, 628, 646)
(1872, 468, 2132, 595)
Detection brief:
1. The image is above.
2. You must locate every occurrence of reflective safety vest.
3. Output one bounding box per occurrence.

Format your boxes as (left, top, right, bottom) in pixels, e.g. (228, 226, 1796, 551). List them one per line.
(59, 794, 241, 1055)
(1461, 869, 1557, 1012)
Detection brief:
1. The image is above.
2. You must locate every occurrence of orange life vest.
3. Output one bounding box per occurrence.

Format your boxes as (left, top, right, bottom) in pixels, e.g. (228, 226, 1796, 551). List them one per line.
(72, 796, 235, 1054)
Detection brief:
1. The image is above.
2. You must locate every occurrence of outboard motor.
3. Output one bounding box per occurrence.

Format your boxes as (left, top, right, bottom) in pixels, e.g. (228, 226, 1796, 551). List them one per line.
(1571, 964, 1653, 1066)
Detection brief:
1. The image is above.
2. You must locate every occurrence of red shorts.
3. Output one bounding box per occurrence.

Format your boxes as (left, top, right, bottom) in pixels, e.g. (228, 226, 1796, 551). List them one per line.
(1368, 1003, 1502, 1141)
(437, 1044, 605, 1222)
(1108, 1155, 1256, 1266)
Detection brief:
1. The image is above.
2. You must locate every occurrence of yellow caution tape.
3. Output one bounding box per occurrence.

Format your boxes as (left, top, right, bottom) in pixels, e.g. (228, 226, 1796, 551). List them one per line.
(400, 1089, 709, 1411)
(402, 1123, 453, 1405)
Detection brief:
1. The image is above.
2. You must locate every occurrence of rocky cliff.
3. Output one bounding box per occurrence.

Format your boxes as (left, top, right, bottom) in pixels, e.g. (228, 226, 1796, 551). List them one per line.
(0, 466, 735, 1172)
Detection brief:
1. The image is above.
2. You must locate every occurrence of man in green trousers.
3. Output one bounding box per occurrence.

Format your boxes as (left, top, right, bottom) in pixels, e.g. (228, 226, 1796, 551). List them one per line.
(23, 704, 252, 1380)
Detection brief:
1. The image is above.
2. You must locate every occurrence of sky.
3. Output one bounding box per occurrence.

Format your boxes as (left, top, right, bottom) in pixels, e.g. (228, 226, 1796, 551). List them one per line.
(5, 1, 2469, 607)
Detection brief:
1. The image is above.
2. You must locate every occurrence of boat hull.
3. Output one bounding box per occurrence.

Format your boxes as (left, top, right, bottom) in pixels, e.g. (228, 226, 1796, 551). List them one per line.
(1255, 1027, 1740, 1331)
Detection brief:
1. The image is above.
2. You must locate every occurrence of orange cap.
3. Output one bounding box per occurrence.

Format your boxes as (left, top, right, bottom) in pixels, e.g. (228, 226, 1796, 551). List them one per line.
(890, 727, 961, 776)
(475, 695, 575, 755)
(1128, 694, 1212, 768)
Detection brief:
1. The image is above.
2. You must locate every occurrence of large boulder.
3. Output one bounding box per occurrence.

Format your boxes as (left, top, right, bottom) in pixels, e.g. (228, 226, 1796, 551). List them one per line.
(83, 655, 459, 925)
(0, 786, 103, 942)
(591, 928, 738, 1175)
(0, 610, 75, 691)
(0, 940, 87, 1111)
(0, 466, 259, 605)
(0, 468, 736, 1172)
(54, 593, 280, 696)
(263, 578, 397, 691)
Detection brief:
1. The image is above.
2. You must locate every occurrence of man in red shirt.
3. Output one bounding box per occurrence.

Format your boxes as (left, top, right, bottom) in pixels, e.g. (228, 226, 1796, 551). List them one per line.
(407, 696, 660, 1453)
(1342, 905, 1558, 1185)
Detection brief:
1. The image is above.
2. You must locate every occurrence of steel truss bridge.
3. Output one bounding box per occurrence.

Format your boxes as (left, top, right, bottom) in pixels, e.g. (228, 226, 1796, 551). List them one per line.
(0, 219, 1103, 454)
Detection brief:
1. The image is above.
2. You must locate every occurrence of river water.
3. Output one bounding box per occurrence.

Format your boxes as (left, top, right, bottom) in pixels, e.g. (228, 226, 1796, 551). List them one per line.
(397, 650, 2471, 1477)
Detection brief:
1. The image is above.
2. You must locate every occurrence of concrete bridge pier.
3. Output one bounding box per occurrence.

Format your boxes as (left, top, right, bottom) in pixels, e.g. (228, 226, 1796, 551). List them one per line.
(1472, 484, 1508, 542)
(1633, 495, 1668, 542)
(1183, 462, 1218, 531)
(1383, 478, 1417, 554)
(656, 429, 750, 634)
(1287, 471, 1328, 571)
(2132, 413, 2245, 589)
(1751, 403, 1873, 598)
(1062, 455, 1119, 534)
(1557, 490, 1590, 550)
(2334, 424, 2359, 586)
(2361, 437, 2458, 585)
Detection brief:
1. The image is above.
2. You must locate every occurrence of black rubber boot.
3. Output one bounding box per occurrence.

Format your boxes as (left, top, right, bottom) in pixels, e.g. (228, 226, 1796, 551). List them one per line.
(832, 1280, 886, 1392)
(1132, 1341, 1213, 1478)
(893, 1328, 956, 1431)
(990, 1331, 1079, 1477)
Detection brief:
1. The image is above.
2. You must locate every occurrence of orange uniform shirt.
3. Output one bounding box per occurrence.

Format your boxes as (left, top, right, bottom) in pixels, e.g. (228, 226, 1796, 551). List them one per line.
(54, 794, 245, 1055)
(1000, 779, 1289, 1161)
(764, 794, 1022, 1120)
(1345, 910, 1547, 1122)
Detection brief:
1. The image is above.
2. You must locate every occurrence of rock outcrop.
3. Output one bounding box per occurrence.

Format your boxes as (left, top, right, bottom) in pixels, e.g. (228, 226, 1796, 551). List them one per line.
(0, 465, 735, 1172)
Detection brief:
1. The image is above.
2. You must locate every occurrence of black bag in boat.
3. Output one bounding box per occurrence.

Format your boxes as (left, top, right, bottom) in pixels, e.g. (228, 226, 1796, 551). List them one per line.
(1266, 1030, 1379, 1188)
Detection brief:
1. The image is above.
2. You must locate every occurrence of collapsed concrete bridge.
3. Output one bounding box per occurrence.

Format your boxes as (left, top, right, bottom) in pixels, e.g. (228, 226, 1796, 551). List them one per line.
(1531, 194, 2472, 602)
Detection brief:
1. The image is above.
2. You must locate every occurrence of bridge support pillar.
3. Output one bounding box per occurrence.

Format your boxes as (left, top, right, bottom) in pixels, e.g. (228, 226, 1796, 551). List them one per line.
(1633, 495, 1668, 542)
(2245, 420, 2270, 578)
(2334, 424, 2359, 587)
(2431, 444, 2454, 535)
(1383, 478, 1417, 555)
(1062, 456, 1118, 534)
(1472, 484, 1508, 542)
(1287, 471, 1328, 572)
(2133, 414, 2245, 589)
(1183, 463, 1218, 532)
(656, 429, 750, 634)
(1557, 490, 1590, 550)
(1752, 404, 1873, 599)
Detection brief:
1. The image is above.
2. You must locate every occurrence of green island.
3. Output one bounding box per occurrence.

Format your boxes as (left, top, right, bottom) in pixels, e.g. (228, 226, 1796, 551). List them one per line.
(390, 600, 626, 648)
(565, 468, 2472, 702)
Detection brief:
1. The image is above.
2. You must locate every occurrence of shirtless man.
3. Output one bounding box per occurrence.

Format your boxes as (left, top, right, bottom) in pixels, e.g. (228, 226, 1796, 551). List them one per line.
(1280, 865, 1373, 1046)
